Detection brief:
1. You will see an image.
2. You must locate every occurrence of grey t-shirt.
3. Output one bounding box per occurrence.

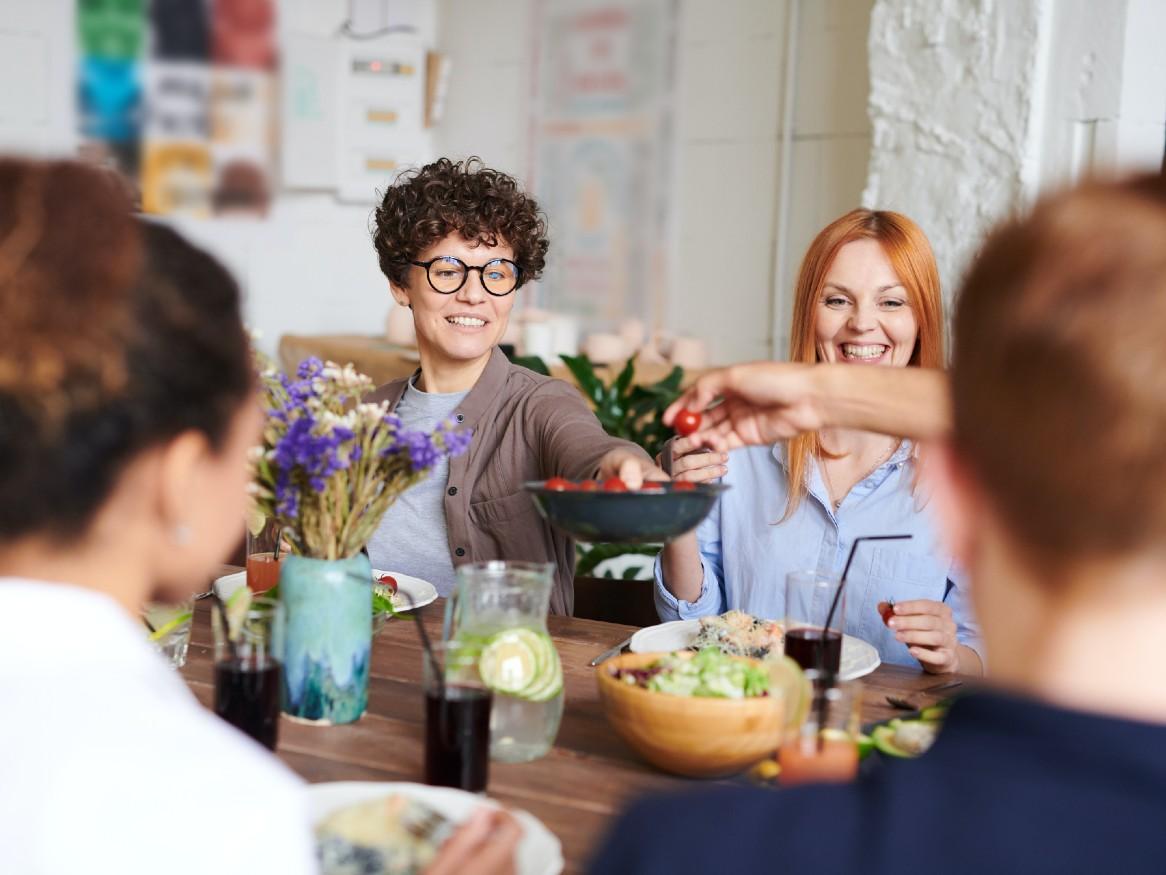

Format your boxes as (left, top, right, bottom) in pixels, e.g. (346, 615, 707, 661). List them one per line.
(366, 377, 467, 596)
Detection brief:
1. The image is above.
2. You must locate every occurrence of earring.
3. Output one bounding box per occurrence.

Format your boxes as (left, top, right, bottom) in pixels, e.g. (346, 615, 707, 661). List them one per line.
(173, 524, 193, 546)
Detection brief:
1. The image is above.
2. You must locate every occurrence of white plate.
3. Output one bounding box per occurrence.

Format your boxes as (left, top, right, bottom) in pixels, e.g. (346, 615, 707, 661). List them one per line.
(629, 619, 881, 681)
(308, 781, 563, 875)
(372, 569, 439, 612)
(212, 570, 247, 599)
(212, 569, 438, 613)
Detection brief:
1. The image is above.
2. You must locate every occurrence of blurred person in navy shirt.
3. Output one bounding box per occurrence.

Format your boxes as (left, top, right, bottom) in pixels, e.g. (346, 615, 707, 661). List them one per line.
(591, 174, 1166, 873)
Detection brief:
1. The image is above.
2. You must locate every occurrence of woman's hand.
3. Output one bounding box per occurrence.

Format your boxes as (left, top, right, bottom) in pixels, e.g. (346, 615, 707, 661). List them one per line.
(596, 448, 669, 488)
(885, 599, 961, 674)
(424, 808, 522, 875)
(660, 435, 728, 483)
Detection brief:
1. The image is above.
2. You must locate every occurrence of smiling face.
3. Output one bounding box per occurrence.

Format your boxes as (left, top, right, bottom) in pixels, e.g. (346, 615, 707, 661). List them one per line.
(391, 233, 517, 374)
(813, 238, 919, 367)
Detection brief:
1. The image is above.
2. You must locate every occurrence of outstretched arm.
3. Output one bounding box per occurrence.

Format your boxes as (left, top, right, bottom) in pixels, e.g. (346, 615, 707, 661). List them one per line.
(663, 362, 951, 449)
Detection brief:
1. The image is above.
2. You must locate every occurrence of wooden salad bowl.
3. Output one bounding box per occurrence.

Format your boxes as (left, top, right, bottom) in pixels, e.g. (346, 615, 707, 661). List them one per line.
(595, 651, 783, 778)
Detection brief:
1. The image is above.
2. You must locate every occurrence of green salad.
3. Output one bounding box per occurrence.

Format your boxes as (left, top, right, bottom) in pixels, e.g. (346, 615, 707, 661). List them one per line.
(615, 647, 770, 699)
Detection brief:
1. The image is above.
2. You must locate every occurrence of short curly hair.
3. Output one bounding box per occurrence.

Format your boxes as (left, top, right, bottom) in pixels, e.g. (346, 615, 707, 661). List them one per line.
(372, 157, 549, 290)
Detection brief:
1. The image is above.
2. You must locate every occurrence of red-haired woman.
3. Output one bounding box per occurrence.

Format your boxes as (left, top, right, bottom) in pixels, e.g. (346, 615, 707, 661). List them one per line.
(656, 209, 983, 675)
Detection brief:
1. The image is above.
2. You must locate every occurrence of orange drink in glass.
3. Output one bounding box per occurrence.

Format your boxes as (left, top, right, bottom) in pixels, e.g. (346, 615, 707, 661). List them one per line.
(779, 730, 859, 785)
(779, 673, 861, 787)
(245, 516, 283, 593)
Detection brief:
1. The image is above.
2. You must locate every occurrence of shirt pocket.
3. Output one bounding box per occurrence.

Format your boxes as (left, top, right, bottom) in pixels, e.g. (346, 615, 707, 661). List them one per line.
(469, 489, 541, 528)
(867, 546, 949, 592)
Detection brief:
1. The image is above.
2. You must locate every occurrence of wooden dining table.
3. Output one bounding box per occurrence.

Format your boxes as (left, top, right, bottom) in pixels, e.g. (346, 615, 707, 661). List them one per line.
(180, 590, 960, 873)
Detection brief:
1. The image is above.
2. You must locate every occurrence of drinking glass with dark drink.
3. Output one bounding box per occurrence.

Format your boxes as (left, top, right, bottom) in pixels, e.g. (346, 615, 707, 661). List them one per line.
(423, 643, 492, 794)
(784, 571, 845, 673)
(212, 595, 284, 751)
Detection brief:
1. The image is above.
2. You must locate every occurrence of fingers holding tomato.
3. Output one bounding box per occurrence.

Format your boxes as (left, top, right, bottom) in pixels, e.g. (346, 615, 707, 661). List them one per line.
(673, 408, 702, 437)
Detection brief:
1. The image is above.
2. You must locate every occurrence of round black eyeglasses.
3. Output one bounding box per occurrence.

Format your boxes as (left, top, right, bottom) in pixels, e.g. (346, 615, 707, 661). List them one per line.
(409, 256, 522, 296)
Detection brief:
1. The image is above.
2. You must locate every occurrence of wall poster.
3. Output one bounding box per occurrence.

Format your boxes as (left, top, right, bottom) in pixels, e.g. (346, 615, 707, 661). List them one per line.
(529, 0, 678, 330)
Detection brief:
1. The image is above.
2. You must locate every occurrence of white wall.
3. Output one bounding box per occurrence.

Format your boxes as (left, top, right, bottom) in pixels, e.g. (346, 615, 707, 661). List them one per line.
(10, 0, 1161, 366)
(431, 0, 534, 181)
(769, 0, 874, 361)
(0, 0, 75, 156)
(863, 0, 1046, 304)
(864, 0, 1166, 312)
(2, 0, 875, 366)
(1034, 0, 1166, 190)
(179, 0, 439, 356)
(0, 0, 435, 357)
(434, 0, 876, 364)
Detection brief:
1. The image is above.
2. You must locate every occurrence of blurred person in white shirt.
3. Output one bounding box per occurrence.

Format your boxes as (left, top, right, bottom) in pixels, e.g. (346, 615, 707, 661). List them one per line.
(0, 158, 518, 875)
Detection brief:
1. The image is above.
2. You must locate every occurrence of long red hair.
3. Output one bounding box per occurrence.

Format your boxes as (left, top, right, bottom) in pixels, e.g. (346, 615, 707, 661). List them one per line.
(783, 209, 944, 519)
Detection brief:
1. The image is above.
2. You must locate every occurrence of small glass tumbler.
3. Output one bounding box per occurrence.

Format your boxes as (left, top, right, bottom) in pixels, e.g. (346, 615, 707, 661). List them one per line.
(245, 516, 283, 593)
(142, 598, 194, 668)
(779, 671, 862, 786)
(423, 642, 493, 793)
(784, 570, 845, 673)
(212, 596, 285, 750)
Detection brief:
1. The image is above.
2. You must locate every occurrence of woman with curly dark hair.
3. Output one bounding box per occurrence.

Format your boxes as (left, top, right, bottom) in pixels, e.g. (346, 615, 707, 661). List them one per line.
(368, 157, 661, 613)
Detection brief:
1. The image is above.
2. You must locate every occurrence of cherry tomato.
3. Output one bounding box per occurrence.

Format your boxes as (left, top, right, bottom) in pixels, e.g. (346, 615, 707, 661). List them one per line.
(579, 479, 601, 492)
(376, 574, 399, 595)
(641, 481, 667, 491)
(877, 600, 895, 626)
(545, 477, 576, 491)
(673, 481, 696, 491)
(674, 408, 702, 437)
(602, 476, 628, 492)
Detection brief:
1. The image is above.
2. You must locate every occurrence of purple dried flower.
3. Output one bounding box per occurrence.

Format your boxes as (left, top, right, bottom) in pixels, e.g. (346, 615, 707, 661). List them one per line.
(403, 429, 441, 472)
(296, 357, 324, 380)
(438, 421, 473, 457)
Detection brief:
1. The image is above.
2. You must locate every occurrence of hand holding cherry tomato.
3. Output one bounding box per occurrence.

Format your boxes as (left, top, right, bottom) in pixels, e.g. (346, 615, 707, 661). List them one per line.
(673, 408, 702, 437)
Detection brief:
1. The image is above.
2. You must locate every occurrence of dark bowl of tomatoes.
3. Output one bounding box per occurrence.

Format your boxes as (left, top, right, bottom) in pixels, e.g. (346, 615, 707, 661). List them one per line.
(523, 478, 729, 544)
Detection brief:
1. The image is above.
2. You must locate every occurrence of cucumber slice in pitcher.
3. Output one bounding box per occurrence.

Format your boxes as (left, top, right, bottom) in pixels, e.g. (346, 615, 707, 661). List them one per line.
(479, 628, 547, 695)
(520, 646, 563, 702)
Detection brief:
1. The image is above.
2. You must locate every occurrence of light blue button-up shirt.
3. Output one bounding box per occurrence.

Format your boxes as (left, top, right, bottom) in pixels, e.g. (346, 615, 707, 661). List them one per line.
(654, 442, 983, 667)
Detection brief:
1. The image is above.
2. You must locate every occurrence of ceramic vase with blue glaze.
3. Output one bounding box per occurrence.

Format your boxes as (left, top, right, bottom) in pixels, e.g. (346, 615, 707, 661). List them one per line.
(280, 553, 371, 725)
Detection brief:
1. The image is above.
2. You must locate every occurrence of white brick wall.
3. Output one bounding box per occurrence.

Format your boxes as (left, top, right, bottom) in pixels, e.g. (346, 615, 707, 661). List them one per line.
(864, 0, 1166, 317)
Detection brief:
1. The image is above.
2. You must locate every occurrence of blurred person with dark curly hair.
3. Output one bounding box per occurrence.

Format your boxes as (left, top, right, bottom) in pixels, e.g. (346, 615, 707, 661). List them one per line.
(367, 157, 663, 613)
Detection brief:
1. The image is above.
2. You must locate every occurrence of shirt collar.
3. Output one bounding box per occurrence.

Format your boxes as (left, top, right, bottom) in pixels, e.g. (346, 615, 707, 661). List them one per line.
(371, 346, 510, 426)
(451, 346, 512, 427)
(771, 438, 915, 472)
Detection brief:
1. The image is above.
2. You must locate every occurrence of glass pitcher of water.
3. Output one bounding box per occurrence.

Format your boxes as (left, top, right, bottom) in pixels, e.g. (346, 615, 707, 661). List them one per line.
(443, 561, 564, 763)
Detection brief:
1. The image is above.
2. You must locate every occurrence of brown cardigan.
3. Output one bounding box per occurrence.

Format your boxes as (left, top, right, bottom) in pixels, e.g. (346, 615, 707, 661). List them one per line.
(367, 348, 651, 615)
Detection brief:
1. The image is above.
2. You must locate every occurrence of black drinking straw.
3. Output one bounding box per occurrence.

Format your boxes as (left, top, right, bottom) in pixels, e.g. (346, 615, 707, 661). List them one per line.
(814, 533, 912, 749)
(398, 590, 444, 698)
(211, 591, 240, 664)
